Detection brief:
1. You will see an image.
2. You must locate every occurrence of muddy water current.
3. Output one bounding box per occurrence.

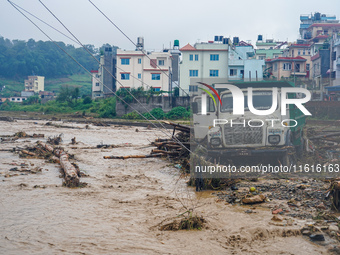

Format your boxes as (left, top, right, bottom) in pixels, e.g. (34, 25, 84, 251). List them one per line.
(0, 120, 331, 254)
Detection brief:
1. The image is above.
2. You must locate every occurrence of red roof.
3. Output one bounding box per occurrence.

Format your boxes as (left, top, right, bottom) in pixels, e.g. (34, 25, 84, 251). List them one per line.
(313, 35, 329, 39)
(90, 70, 98, 73)
(266, 56, 307, 62)
(180, 43, 196, 51)
(309, 23, 340, 28)
(311, 53, 320, 61)
(290, 44, 311, 47)
(237, 41, 253, 47)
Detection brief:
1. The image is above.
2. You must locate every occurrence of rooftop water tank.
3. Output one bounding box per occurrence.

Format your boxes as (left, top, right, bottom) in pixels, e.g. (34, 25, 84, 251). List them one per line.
(174, 40, 179, 47)
(257, 35, 263, 41)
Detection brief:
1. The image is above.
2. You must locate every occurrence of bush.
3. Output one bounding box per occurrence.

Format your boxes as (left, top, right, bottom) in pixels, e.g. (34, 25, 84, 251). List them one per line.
(83, 96, 92, 104)
(122, 111, 143, 120)
(165, 106, 190, 120)
(143, 108, 164, 120)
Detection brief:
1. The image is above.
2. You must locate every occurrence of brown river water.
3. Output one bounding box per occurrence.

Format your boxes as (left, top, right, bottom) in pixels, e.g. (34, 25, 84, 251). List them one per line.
(0, 120, 331, 254)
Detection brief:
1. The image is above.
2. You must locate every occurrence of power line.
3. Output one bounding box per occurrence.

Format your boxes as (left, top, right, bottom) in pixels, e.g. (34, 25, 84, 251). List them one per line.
(37, 0, 192, 154)
(87, 0, 190, 97)
(12, 1, 160, 93)
(8, 0, 193, 155)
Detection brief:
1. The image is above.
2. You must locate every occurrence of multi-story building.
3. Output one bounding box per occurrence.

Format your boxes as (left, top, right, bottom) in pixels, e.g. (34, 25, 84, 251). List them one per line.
(300, 12, 339, 40)
(24, 76, 44, 93)
(115, 48, 172, 93)
(179, 40, 229, 96)
(283, 43, 312, 79)
(255, 35, 287, 60)
(332, 34, 340, 86)
(306, 23, 340, 55)
(265, 56, 307, 81)
(90, 44, 118, 98)
(228, 41, 264, 81)
(91, 70, 102, 98)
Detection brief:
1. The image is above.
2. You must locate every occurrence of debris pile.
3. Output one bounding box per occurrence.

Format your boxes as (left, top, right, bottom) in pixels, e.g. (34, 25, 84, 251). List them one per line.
(103, 121, 192, 170)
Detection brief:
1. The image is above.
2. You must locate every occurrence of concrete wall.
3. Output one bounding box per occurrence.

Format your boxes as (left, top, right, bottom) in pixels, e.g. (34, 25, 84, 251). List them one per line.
(116, 96, 190, 116)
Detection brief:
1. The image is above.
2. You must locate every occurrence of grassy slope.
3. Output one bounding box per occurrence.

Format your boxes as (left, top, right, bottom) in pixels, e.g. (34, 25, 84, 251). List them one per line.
(0, 74, 92, 97)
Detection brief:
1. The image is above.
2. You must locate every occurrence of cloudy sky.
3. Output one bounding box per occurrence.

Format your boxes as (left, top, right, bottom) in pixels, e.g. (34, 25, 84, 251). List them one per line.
(1, 0, 340, 51)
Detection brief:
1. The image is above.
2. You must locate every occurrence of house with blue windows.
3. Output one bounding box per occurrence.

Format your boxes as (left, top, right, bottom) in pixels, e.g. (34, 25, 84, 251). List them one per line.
(116, 48, 172, 93)
(179, 41, 229, 96)
(228, 41, 265, 81)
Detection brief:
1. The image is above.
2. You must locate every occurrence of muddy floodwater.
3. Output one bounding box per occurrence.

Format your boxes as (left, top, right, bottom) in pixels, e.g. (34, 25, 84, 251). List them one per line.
(0, 120, 332, 254)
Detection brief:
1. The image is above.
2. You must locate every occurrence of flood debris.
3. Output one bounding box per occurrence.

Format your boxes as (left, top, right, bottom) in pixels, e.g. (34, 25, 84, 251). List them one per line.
(103, 121, 191, 166)
(47, 134, 62, 145)
(159, 212, 206, 231)
(104, 154, 162, 159)
(0, 131, 44, 140)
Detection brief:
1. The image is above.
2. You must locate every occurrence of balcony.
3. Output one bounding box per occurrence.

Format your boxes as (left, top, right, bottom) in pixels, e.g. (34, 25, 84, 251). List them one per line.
(291, 71, 307, 77)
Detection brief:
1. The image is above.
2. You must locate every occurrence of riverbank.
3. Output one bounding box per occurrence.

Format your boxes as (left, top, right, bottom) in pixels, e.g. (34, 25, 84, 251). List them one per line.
(0, 119, 336, 254)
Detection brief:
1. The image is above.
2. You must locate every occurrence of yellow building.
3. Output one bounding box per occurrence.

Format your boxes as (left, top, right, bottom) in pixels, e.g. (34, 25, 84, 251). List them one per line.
(24, 76, 45, 93)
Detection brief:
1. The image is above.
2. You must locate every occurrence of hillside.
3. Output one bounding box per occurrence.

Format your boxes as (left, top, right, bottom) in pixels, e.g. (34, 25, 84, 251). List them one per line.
(0, 74, 92, 97)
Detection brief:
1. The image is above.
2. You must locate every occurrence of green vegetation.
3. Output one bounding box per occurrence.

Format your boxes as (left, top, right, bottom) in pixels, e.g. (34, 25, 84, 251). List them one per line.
(0, 37, 98, 78)
(122, 106, 190, 120)
(0, 74, 92, 98)
(0, 87, 116, 118)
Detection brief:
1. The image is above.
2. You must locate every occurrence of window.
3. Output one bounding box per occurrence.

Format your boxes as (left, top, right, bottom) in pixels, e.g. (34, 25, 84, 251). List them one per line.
(308, 51, 311, 55)
(138, 73, 141, 79)
(303, 50, 306, 55)
(210, 70, 219, 77)
(121, 58, 130, 65)
(195, 54, 199, 61)
(189, 54, 193, 61)
(274, 63, 277, 71)
(121, 73, 130, 80)
(152, 87, 161, 92)
(229, 69, 237, 76)
(298, 51, 301, 55)
(283, 63, 292, 70)
(17, 98, 20, 101)
(158, 60, 164, 66)
(138, 58, 142, 64)
(95, 83, 100, 86)
(11, 98, 15, 101)
(152, 73, 161, 80)
(292, 50, 294, 57)
(210, 54, 219, 61)
(259, 56, 265, 60)
(189, 85, 198, 92)
(306, 64, 310, 71)
(189, 70, 198, 77)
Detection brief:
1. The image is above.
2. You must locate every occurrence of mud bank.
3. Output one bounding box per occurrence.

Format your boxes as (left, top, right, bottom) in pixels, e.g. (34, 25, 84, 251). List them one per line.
(0, 120, 333, 254)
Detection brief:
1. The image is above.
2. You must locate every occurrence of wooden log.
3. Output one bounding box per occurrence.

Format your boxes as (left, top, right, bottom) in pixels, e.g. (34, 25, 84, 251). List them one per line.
(59, 151, 79, 187)
(309, 132, 340, 140)
(38, 142, 54, 152)
(161, 121, 191, 133)
(151, 149, 179, 155)
(103, 154, 162, 159)
(21, 150, 36, 156)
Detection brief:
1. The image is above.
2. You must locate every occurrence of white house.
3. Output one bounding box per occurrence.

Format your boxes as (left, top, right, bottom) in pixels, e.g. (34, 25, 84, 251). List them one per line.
(116, 49, 172, 93)
(179, 41, 229, 96)
(24, 76, 44, 93)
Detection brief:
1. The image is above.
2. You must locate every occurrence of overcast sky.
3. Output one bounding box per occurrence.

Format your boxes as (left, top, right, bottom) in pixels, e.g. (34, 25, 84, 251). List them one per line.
(1, 0, 340, 51)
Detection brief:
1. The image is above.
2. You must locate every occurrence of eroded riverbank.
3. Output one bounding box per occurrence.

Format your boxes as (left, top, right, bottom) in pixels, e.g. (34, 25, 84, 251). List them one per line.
(0, 119, 334, 254)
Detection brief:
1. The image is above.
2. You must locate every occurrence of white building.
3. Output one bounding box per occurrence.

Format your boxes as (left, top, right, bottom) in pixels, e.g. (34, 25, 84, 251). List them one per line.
(24, 76, 44, 93)
(91, 70, 102, 98)
(10, 97, 27, 103)
(179, 41, 229, 96)
(116, 49, 172, 93)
